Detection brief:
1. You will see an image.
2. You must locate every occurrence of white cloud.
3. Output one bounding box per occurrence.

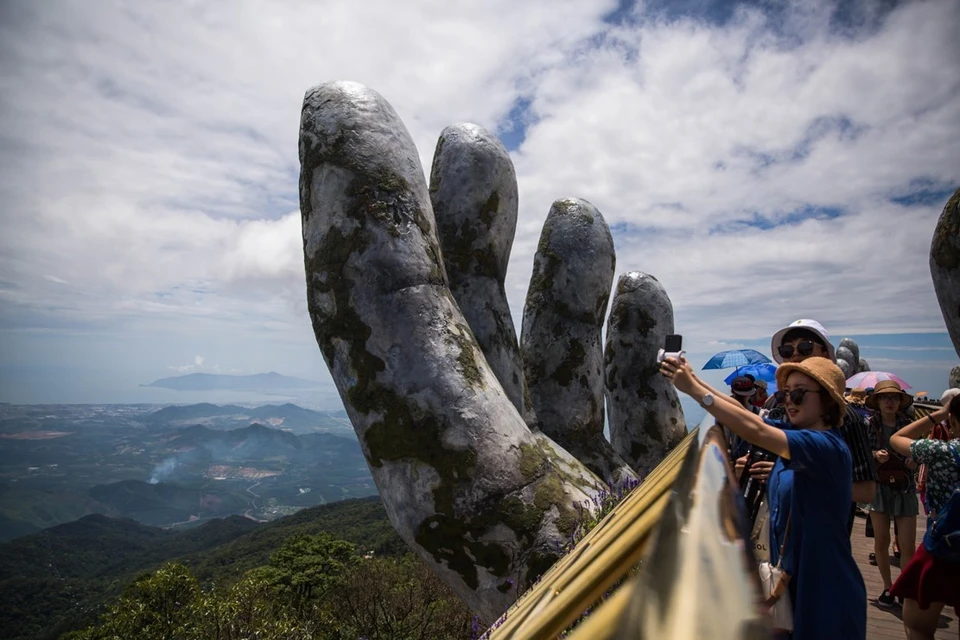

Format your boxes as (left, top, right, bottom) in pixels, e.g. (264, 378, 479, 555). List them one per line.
(0, 0, 957, 399)
(502, 0, 959, 350)
(168, 355, 220, 373)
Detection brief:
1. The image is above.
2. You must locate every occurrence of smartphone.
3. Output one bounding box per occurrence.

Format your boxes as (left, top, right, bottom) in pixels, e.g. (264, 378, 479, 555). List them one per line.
(663, 334, 683, 353)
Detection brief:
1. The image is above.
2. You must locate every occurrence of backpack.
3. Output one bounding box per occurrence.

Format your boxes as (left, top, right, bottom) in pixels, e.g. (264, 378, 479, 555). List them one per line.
(922, 445, 960, 563)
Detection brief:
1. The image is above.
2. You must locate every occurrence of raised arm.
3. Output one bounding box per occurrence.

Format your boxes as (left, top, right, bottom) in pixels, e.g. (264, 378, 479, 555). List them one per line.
(890, 406, 948, 457)
(661, 357, 790, 458)
(687, 368, 757, 414)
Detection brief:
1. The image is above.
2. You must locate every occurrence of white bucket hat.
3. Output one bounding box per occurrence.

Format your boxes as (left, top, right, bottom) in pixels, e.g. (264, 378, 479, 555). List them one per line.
(770, 318, 837, 364)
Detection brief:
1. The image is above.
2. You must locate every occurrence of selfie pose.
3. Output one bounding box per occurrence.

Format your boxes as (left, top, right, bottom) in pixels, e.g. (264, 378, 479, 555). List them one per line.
(660, 354, 866, 640)
(865, 380, 918, 608)
(888, 395, 960, 640)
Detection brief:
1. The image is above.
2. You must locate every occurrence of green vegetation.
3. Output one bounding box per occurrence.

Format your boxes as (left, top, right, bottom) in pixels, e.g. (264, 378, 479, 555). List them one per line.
(53, 518, 472, 640)
(62, 548, 473, 640)
(0, 496, 417, 639)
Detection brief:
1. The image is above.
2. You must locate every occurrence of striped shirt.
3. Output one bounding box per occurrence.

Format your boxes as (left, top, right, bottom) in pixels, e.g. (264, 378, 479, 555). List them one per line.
(764, 397, 878, 483)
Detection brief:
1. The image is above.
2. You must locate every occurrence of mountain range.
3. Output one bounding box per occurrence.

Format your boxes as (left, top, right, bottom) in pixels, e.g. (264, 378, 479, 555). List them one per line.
(142, 371, 322, 391)
(0, 496, 403, 640)
(144, 401, 348, 434)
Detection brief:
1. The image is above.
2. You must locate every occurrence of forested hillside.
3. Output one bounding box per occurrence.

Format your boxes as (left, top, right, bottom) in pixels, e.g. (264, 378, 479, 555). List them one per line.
(0, 497, 469, 640)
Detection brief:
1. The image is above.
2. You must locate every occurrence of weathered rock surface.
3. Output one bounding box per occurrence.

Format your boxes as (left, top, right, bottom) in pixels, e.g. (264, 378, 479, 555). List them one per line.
(950, 365, 960, 391)
(858, 358, 870, 374)
(299, 81, 602, 621)
(604, 272, 686, 477)
(521, 199, 639, 487)
(839, 338, 860, 367)
(837, 358, 853, 379)
(429, 122, 601, 505)
(836, 346, 856, 372)
(930, 188, 960, 358)
(429, 123, 528, 420)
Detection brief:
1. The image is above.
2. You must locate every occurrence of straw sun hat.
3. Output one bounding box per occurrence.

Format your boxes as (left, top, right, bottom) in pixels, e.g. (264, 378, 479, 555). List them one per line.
(775, 356, 847, 412)
(866, 379, 913, 411)
(845, 387, 867, 405)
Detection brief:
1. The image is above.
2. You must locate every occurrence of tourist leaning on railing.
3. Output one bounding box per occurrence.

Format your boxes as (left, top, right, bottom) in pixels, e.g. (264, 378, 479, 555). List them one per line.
(660, 355, 866, 640)
(888, 395, 960, 640)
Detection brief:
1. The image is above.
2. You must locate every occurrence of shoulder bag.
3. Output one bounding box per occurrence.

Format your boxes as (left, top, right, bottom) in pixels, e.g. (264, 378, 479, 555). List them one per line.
(758, 511, 793, 631)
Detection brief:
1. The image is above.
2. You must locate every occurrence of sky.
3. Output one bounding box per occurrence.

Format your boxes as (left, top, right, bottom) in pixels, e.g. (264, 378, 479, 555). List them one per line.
(0, 0, 958, 409)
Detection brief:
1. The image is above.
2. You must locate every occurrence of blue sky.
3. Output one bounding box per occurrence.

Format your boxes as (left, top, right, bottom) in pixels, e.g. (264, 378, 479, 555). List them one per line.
(0, 0, 957, 409)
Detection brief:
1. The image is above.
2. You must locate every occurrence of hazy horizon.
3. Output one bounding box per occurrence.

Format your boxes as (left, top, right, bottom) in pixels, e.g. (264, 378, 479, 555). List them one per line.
(1, 1, 957, 411)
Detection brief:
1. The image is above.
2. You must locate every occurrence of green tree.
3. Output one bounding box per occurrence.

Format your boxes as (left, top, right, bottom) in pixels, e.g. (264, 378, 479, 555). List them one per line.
(247, 532, 358, 615)
(188, 574, 314, 640)
(329, 554, 473, 640)
(62, 562, 200, 640)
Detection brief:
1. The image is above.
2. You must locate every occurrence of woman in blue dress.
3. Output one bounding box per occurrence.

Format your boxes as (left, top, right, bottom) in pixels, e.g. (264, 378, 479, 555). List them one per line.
(661, 355, 866, 639)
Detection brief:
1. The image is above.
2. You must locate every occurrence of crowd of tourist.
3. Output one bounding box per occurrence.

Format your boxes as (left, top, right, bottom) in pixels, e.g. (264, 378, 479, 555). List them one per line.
(659, 319, 960, 640)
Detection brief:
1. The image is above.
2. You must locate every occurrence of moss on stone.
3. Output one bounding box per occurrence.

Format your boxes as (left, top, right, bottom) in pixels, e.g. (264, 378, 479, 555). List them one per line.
(931, 188, 960, 270)
(554, 198, 592, 224)
(498, 495, 543, 539)
(518, 443, 547, 481)
(608, 299, 629, 333)
(480, 191, 500, 227)
(300, 105, 586, 599)
(633, 306, 656, 337)
(523, 353, 547, 389)
(428, 134, 447, 195)
(632, 364, 659, 402)
(641, 408, 665, 445)
(415, 514, 510, 590)
(452, 322, 485, 389)
(534, 474, 578, 537)
(551, 338, 586, 386)
(525, 550, 561, 588)
(630, 439, 649, 460)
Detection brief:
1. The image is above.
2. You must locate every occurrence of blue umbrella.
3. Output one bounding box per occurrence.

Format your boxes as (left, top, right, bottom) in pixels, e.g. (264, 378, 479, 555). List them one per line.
(724, 362, 779, 393)
(701, 348, 772, 370)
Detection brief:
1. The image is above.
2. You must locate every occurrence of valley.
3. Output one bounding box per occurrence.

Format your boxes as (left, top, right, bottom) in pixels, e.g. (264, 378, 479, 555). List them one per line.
(0, 402, 376, 540)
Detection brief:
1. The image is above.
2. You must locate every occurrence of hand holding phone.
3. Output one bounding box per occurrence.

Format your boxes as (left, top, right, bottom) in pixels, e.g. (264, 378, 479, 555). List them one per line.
(657, 334, 684, 363)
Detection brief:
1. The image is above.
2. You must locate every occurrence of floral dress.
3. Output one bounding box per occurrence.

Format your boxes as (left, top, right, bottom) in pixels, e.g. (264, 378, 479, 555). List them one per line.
(911, 438, 960, 515)
(890, 438, 960, 609)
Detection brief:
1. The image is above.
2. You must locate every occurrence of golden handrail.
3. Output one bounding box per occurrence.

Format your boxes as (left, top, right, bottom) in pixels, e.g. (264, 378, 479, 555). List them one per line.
(487, 413, 765, 639)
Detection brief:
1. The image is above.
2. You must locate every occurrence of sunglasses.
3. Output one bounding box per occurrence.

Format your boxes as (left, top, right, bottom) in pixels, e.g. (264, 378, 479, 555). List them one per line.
(777, 341, 821, 359)
(774, 388, 821, 406)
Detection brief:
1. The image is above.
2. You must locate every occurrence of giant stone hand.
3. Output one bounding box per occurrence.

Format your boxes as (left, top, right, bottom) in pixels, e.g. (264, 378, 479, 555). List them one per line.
(931, 188, 960, 358)
(299, 81, 683, 621)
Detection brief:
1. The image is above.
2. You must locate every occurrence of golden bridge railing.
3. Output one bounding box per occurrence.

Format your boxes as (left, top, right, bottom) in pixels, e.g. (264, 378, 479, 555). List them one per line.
(487, 413, 765, 639)
(489, 401, 944, 639)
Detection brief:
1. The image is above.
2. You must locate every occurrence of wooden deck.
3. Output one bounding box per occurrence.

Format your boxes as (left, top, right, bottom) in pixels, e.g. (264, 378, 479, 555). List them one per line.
(851, 511, 958, 639)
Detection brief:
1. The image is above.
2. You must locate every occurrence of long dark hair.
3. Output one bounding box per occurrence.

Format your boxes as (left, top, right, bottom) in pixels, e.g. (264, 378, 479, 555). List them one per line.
(949, 394, 960, 425)
(822, 395, 843, 429)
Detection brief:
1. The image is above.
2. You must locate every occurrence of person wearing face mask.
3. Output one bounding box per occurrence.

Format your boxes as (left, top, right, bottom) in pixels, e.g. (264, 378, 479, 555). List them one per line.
(660, 355, 866, 640)
(758, 320, 878, 532)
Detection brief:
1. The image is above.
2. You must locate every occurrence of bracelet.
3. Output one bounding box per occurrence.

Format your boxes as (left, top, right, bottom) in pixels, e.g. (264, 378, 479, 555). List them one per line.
(928, 415, 937, 427)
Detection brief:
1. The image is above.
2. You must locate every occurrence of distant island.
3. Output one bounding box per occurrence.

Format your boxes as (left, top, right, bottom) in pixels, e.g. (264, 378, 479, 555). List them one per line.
(142, 372, 322, 391)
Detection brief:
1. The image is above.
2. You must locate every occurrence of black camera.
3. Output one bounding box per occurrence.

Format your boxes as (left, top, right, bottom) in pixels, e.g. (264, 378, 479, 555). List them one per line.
(740, 445, 777, 526)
